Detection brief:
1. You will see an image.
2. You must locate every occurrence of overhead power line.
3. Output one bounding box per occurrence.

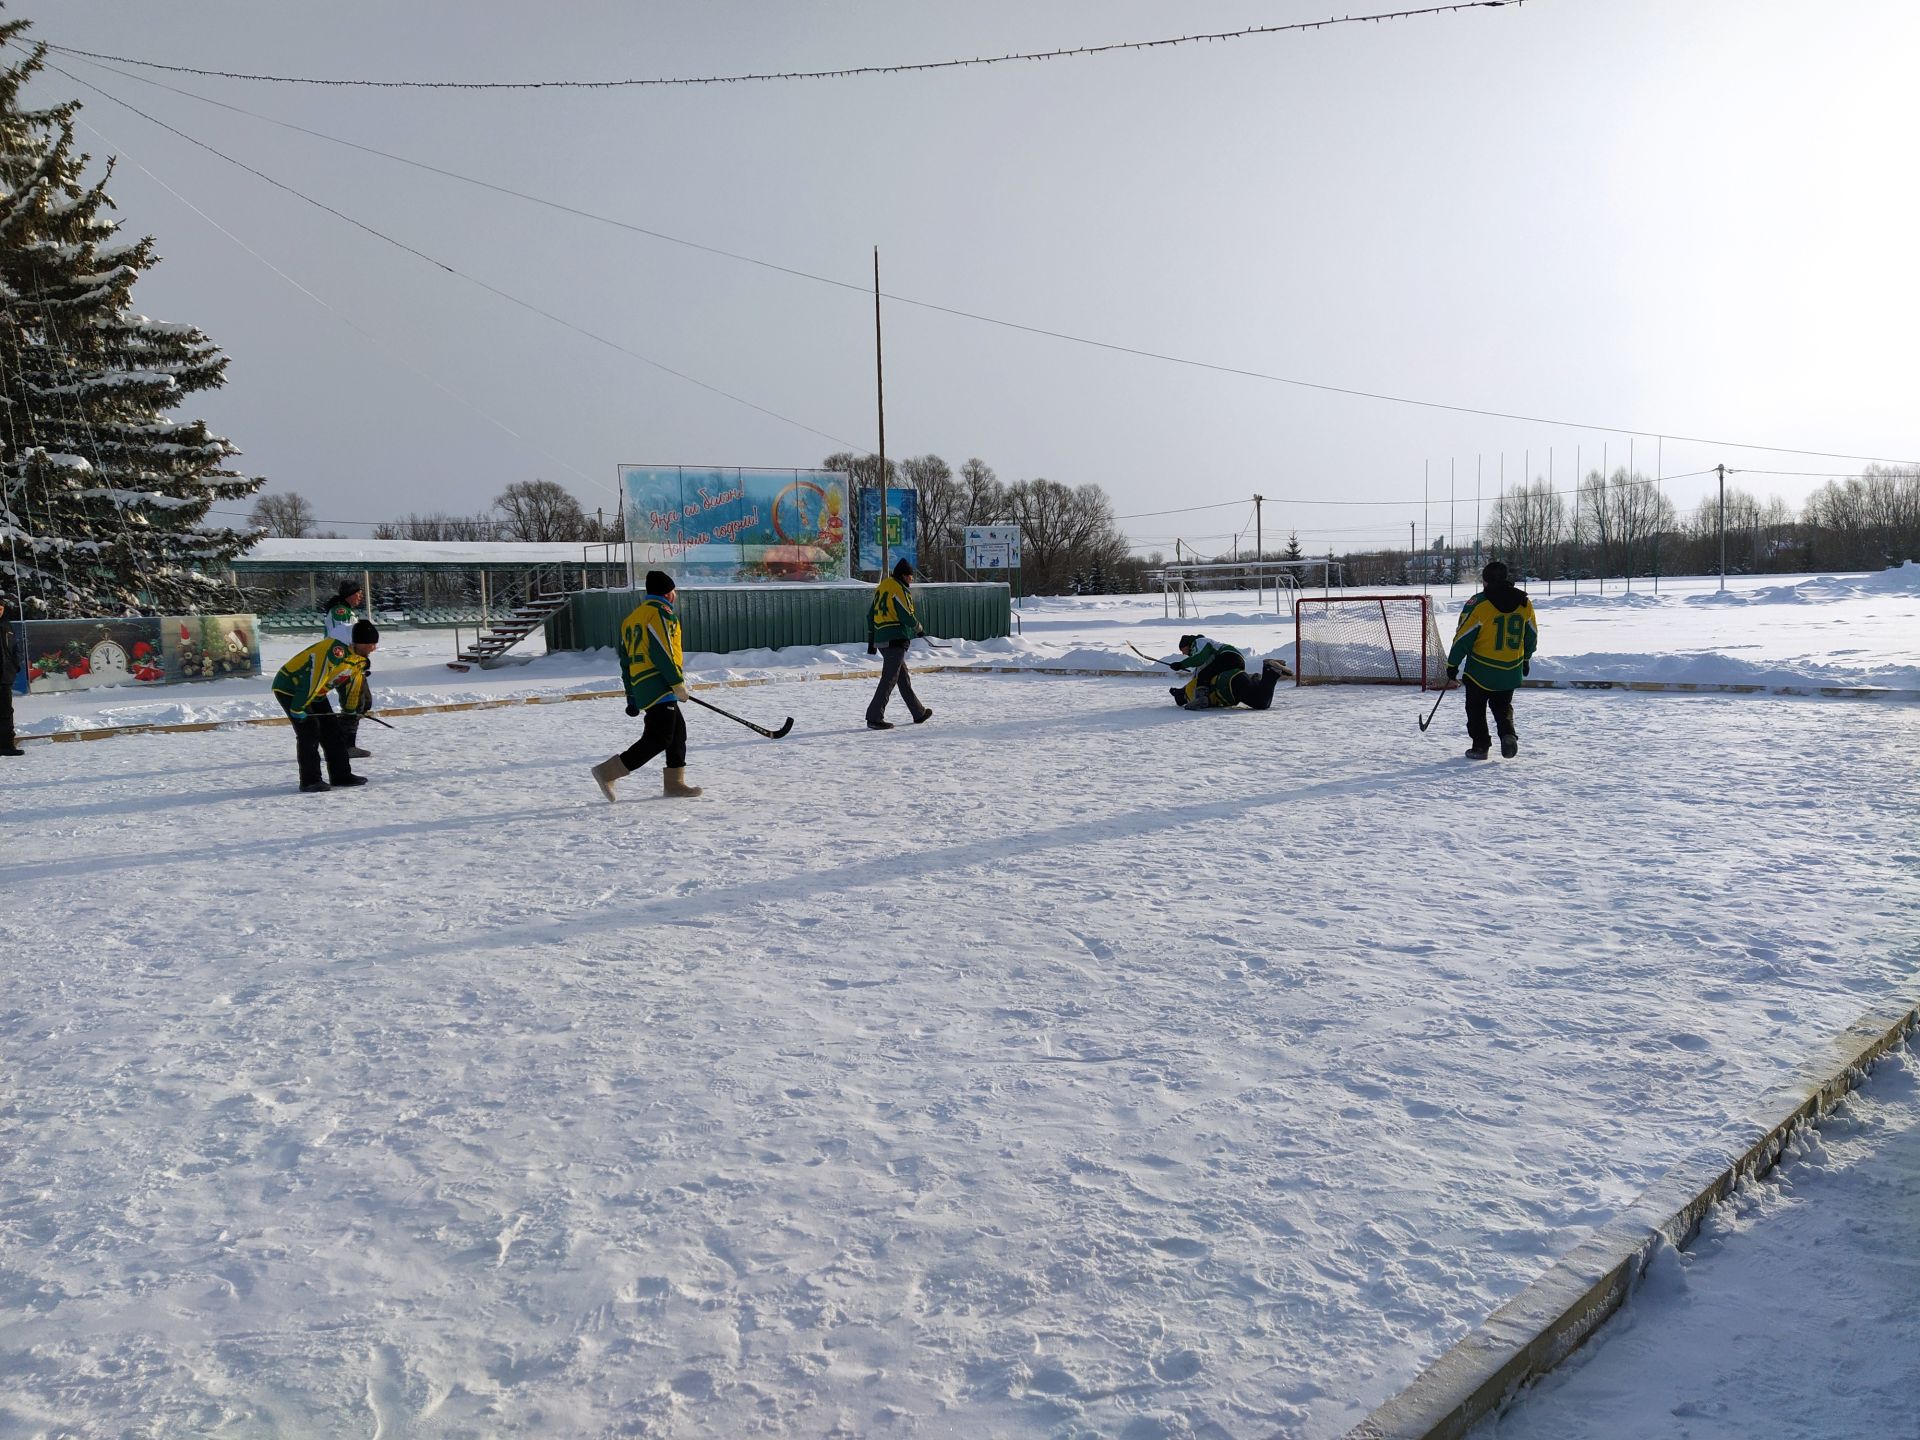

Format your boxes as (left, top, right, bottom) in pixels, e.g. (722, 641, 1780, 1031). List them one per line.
(54, 47, 1920, 471)
(41, 4, 1525, 91)
(46, 59, 865, 455)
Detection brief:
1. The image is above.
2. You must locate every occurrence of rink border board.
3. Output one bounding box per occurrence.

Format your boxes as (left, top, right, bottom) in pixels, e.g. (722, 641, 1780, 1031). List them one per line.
(1342, 999, 1920, 1440)
(16, 666, 1919, 744)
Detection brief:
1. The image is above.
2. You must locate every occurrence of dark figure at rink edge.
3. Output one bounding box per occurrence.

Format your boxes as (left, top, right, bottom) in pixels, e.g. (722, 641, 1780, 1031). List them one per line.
(0, 595, 23, 755)
(271, 619, 378, 792)
(1167, 633, 1288, 710)
(1447, 559, 1539, 759)
(866, 557, 932, 730)
(322, 577, 371, 759)
(591, 570, 702, 801)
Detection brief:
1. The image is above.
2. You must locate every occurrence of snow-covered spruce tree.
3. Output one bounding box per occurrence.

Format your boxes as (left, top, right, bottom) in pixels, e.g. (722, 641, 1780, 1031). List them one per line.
(0, 18, 258, 617)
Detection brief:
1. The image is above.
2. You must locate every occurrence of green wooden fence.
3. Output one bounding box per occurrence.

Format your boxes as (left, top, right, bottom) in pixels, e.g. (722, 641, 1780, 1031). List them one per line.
(547, 582, 1011, 654)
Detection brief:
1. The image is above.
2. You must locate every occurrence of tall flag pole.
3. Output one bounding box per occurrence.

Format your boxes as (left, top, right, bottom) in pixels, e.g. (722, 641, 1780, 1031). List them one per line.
(874, 246, 889, 578)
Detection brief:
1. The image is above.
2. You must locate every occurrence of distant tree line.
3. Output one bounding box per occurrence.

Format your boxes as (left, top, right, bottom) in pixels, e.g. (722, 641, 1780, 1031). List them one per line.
(1334, 465, 1920, 586)
(821, 452, 1158, 594)
(241, 478, 622, 610)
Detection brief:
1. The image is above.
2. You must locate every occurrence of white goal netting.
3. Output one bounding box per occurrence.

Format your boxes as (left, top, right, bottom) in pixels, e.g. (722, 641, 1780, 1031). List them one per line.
(1294, 595, 1449, 689)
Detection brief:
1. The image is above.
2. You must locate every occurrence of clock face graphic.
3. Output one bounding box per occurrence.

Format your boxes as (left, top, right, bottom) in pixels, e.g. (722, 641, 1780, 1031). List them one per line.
(772, 480, 831, 543)
(90, 639, 129, 674)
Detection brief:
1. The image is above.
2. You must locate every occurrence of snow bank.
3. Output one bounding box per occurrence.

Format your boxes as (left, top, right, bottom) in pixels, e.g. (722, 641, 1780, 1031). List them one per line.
(14, 572, 1917, 736)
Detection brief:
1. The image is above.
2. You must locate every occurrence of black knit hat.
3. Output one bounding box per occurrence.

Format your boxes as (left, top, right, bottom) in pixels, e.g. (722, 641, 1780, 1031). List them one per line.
(645, 570, 676, 596)
(1482, 560, 1510, 588)
(1177, 634, 1199, 651)
(351, 619, 380, 644)
(891, 557, 914, 580)
(335, 578, 363, 599)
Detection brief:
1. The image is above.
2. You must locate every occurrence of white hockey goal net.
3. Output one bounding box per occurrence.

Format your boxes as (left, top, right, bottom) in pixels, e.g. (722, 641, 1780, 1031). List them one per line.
(1293, 594, 1449, 689)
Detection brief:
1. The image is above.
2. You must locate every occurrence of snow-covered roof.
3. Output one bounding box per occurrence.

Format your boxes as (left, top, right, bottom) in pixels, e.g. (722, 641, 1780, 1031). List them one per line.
(234, 537, 617, 572)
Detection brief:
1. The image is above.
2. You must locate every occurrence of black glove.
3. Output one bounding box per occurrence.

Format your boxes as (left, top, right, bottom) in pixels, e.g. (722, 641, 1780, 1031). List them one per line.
(1522, 661, 1530, 677)
(1445, 665, 1458, 682)
(625, 701, 639, 717)
(867, 643, 878, 656)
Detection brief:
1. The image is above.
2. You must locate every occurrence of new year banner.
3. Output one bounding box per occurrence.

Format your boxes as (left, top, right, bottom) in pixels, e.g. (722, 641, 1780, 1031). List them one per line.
(23, 614, 260, 694)
(619, 466, 848, 583)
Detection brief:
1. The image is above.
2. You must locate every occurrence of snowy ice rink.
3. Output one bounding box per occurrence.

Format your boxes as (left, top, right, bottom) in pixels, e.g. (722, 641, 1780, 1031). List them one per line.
(3, 631, 1917, 1434)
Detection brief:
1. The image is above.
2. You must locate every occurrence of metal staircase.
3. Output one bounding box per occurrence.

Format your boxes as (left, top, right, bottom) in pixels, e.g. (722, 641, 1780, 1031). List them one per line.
(447, 564, 576, 670)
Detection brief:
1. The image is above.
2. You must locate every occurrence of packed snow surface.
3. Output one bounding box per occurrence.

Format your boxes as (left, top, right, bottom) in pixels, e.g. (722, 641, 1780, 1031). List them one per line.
(2, 662, 1917, 1435)
(1487, 1043, 1920, 1440)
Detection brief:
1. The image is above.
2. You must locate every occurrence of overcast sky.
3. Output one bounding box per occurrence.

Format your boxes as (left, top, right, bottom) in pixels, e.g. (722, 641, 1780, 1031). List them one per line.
(23, 0, 1920, 554)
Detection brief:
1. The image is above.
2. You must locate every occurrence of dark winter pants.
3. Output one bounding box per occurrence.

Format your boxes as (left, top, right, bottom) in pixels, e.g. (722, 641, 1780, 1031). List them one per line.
(620, 701, 687, 771)
(282, 695, 353, 786)
(867, 640, 926, 723)
(1182, 651, 1280, 710)
(0, 682, 14, 749)
(1464, 678, 1516, 749)
(1229, 667, 1282, 711)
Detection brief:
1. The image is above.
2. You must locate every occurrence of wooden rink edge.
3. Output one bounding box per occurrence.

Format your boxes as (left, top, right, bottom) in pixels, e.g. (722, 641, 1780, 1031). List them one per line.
(18, 664, 1918, 746)
(18, 664, 1167, 745)
(1343, 999, 1920, 1440)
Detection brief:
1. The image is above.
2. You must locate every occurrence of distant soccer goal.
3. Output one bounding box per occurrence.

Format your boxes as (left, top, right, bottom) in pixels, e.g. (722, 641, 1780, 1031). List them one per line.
(1294, 595, 1449, 689)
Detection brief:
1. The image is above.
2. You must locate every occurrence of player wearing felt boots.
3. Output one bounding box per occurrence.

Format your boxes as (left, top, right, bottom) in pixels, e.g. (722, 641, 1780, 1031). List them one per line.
(322, 578, 372, 759)
(591, 570, 702, 800)
(272, 619, 378, 792)
(1166, 634, 1287, 710)
(1447, 560, 1538, 759)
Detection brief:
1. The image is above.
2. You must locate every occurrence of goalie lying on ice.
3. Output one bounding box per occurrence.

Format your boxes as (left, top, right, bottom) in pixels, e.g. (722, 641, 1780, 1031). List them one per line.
(1165, 635, 1288, 710)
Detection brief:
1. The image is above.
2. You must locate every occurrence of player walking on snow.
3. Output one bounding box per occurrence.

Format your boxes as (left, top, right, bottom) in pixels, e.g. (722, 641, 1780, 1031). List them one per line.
(1446, 560, 1538, 759)
(866, 557, 932, 730)
(1167, 634, 1287, 710)
(591, 570, 703, 800)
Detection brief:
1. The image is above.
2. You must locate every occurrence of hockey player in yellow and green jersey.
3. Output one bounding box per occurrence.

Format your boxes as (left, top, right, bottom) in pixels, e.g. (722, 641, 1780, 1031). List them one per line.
(1166, 634, 1288, 711)
(1446, 560, 1538, 760)
(590, 570, 702, 801)
(865, 557, 932, 730)
(272, 619, 378, 792)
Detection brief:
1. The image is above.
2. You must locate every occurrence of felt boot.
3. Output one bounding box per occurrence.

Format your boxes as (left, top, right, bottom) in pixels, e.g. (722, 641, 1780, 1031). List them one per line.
(591, 756, 628, 802)
(663, 766, 703, 798)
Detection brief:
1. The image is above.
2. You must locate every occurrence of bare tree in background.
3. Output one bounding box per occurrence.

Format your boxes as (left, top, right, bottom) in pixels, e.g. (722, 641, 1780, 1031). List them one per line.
(250, 491, 315, 538)
(1002, 479, 1129, 593)
(900, 454, 959, 577)
(959, 458, 1004, 530)
(495, 478, 592, 542)
(1486, 479, 1568, 578)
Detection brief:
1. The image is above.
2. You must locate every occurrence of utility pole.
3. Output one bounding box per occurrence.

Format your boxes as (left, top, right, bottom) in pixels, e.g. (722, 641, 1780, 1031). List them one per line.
(1409, 521, 1416, 589)
(1253, 493, 1263, 610)
(1717, 463, 1727, 592)
(873, 246, 888, 579)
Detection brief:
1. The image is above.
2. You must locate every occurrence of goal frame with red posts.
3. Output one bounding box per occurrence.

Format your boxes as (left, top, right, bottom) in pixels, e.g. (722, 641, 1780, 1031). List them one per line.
(1293, 594, 1450, 691)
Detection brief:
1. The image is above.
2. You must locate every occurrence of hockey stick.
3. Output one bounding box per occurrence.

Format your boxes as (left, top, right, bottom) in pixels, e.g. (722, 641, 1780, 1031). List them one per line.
(1417, 682, 1455, 732)
(1128, 643, 1177, 667)
(686, 691, 794, 739)
(361, 712, 398, 731)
